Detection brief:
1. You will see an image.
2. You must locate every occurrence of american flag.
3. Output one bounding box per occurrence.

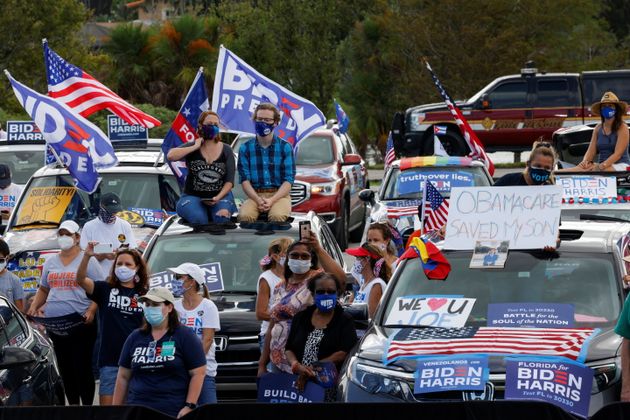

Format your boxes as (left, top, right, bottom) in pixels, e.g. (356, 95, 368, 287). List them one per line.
(421, 181, 449, 231)
(423, 59, 494, 175)
(387, 206, 418, 218)
(43, 40, 160, 128)
(384, 131, 396, 169)
(385, 327, 597, 364)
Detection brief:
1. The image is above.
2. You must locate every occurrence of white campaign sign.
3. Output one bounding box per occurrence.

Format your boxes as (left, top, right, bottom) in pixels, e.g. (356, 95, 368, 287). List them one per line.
(556, 175, 617, 199)
(385, 296, 476, 328)
(444, 186, 562, 250)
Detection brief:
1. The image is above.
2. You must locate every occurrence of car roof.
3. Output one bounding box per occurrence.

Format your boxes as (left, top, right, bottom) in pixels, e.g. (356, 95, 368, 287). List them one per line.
(155, 215, 313, 238)
(557, 220, 630, 253)
(392, 156, 487, 170)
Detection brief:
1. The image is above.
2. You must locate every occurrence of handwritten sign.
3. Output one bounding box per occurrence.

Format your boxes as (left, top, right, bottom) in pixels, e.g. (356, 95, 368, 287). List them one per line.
(444, 186, 562, 250)
(398, 171, 473, 195)
(505, 357, 593, 418)
(149, 262, 224, 293)
(384, 295, 475, 328)
(257, 373, 325, 403)
(29, 312, 85, 336)
(16, 186, 76, 226)
(556, 175, 616, 199)
(487, 303, 574, 328)
(414, 355, 489, 394)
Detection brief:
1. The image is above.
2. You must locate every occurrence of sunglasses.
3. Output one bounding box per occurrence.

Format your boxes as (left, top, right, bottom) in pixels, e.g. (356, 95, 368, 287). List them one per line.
(315, 289, 337, 295)
(288, 252, 311, 260)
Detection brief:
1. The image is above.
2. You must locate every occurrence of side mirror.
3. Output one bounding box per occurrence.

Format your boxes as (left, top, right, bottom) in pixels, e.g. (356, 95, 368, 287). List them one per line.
(0, 346, 36, 370)
(342, 154, 362, 165)
(480, 93, 491, 110)
(391, 112, 405, 151)
(358, 189, 375, 204)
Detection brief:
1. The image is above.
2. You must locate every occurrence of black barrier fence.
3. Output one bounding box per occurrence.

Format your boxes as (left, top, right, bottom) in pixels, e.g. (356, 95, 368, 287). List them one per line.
(1, 402, 630, 420)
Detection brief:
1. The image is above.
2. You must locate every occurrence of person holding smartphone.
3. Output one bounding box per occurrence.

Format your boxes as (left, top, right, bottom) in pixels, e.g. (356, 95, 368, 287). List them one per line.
(168, 110, 236, 224)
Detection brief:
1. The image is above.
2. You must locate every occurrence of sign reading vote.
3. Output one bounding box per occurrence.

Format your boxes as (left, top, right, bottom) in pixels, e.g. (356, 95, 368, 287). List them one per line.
(557, 175, 616, 199)
(149, 262, 224, 292)
(107, 115, 148, 144)
(6, 121, 44, 142)
(487, 303, 574, 328)
(398, 171, 473, 195)
(257, 373, 325, 403)
(444, 186, 562, 250)
(385, 295, 475, 328)
(414, 355, 489, 394)
(505, 358, 593, 418)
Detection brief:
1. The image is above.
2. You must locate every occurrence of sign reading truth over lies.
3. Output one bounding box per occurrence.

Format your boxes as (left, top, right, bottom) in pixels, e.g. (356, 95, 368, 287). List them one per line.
(444, 186, 562, 250)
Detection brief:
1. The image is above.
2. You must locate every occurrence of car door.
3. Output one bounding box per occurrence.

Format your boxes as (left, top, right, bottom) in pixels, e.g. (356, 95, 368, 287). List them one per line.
(531, 77, 581, 137)
(339, 134, 363, 227)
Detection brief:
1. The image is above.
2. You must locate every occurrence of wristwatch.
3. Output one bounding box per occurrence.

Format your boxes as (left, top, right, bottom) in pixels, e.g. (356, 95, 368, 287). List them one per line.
(184, 402, 198, 410)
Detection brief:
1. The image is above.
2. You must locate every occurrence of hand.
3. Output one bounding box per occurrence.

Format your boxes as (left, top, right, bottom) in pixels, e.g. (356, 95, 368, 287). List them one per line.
(256, 196, 267, 212)
(177, 406, 193, 418)
(203, 197, 218, 206)
(300, 230, 322, 251)
(578, 160, 593, 170)
(623, 275, 630, 288)
(85, 241, 97, 257)
(27, 306, 40, 317)
(543, 246, 556, 252)
(194, 137, 203, 150)
(83, 308, 96, 324)
(257, 365, 267, 378)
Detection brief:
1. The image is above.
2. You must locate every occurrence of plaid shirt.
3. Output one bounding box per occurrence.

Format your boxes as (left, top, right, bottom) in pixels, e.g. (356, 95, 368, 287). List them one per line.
(237, 136, 296, 188)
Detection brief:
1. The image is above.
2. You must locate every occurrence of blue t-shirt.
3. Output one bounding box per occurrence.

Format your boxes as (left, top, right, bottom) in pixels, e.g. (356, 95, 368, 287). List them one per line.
(89, 282, 144, 368)
(118, 325, 206, 417)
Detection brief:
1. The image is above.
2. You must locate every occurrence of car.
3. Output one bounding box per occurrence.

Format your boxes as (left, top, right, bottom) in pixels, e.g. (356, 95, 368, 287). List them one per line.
(142, 212, 348, 399)
(0, 296, 64, 406)
(358, 156, 493, 242)
(338, 221, 627, 416)
(3, 148, 180, 293)
(0, 142, 47, 187)
(231, 125, 369, 250)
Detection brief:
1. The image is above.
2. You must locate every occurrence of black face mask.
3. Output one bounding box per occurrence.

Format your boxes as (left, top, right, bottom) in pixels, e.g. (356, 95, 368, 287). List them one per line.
(528, 166, 551, 184)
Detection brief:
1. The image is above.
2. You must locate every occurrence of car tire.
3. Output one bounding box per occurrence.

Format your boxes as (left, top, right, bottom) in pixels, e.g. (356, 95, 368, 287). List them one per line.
(336, 203, 349, 251)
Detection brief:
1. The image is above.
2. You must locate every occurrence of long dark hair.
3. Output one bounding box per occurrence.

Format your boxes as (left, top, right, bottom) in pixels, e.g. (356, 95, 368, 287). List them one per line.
(140, 302, 180, 334)
(283, 242, 319, 280)
(601, 103, 624, 134)
(107, 248, 149, 295)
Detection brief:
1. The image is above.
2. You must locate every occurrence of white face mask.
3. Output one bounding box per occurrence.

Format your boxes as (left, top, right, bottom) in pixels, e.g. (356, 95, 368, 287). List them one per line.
(57, 236, 75, 250)
(115, 266, 137, 282)
(0, 260, 7, 271)
(278, 256, 286, 266)
(288, 259, 311, 274)
(351, 260, 365, 286)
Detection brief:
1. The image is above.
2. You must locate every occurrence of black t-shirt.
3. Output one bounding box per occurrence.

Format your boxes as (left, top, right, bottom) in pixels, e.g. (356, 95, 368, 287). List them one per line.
(493, 172, 529, 186)
(285, 305, 358, 370)
(180, 142, 236, 198)
(89, 282, 145, 367)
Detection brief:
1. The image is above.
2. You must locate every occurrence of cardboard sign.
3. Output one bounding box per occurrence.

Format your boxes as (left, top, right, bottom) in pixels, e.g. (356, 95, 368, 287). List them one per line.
(384, 295, 475, 328)
(107, 115, 148, 144)
(29, 312, 86, 336)
(414, 355, 489, 394)
(149, 262, 224, 293)
(505, 357, 593, 418)
(6, 121, 44, 142)
(444, 186, 562, 250)
(16, 186, 76, 226)
(487, 303, 574, 328)
(398, 171, 473, 195)
(557, 176, 616, 199)
(8, 250, 58, 292)
(257, 373, 325, 403)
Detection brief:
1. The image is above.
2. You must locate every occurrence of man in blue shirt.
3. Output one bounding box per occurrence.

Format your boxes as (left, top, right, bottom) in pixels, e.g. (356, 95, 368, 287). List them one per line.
(237, 103, 296, 222)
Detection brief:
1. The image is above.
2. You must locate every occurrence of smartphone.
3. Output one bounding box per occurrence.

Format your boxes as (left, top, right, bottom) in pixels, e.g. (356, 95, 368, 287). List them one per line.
(299, 221, 311, 241)
(94, 243, 113, 254)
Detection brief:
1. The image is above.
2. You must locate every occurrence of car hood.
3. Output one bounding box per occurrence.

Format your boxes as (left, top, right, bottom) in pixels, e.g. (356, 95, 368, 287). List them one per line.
(209, 292, 259, 334)
(355, 325, 621, 373)
(295, 164, 337, 183)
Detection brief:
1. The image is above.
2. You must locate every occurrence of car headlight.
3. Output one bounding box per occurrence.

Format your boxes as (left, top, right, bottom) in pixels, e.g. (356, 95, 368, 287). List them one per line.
(348, 357, 413, 400)
(589, 358, 620, 393)
(311, 181, 339, 196)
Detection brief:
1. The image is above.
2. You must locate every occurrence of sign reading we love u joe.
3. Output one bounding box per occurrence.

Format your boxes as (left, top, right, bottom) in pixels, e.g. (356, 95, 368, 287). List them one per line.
(384, 295, 476, 328)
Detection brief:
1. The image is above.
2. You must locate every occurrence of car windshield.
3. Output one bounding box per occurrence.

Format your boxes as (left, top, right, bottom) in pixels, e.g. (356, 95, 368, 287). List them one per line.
(295, 136, 334, 165)
(382, 166, 491, 200)
(382, 251, 621, 328)
(146, 231, 299, 292)
(0, 149, 45, 185)
(561, 208, 630, 222)
(9, 173, 179, 229)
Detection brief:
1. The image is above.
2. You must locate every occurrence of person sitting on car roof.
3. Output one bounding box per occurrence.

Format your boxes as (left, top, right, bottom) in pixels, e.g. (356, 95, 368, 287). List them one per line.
(168, 110, 237, 225)
(494, 139, 557, 186)
(237, 103, 296, 223)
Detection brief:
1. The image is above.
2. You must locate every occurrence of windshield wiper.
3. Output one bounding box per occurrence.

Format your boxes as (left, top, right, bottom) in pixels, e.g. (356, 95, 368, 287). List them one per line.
(579, 214, 628, 223)
(12, 220, 60, 229)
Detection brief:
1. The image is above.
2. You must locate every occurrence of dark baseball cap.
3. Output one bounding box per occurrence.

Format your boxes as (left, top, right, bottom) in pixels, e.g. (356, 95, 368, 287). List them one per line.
(0, 164, 11, 188)
(100, 192, 123, 213)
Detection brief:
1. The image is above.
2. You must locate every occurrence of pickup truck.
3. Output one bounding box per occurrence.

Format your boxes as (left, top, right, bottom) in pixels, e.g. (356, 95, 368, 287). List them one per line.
(391, 65, 630, 156)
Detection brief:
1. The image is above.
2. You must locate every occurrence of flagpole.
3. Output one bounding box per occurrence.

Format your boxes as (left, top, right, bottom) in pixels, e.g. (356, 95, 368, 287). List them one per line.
(47, 145, 67, 169)
(420, 180, 428, 236)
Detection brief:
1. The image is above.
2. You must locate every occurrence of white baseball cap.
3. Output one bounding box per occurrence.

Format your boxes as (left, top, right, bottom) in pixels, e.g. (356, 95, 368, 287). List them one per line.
(168, 262, 205, 286)
(57, 220, 80, 234)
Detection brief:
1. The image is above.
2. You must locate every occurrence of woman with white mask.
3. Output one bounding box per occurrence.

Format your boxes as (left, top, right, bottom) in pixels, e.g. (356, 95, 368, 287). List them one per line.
(347, 243, 391, 319)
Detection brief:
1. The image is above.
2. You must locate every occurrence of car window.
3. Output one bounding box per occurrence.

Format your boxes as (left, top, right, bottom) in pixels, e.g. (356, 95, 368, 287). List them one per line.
(0, 149, 45, 185)
(488, 81, 528, 109)
(382, 251, 620, 328)
(295, 136, 334, 165)
(583, 75, 630, 105)
(0, 303, 27, 348)
(535, 79, 578, 107)
(344, 134, 358, 155)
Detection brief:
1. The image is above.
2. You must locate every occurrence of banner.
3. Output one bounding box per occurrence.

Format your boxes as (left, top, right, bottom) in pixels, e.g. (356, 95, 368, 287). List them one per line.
(149, 262, 224, 293)
(8, 250, 58, 292)
(487, 303, 574, 328)
(6, 121, 44, 142)
(414, 355, 489, 394)
(128, 208, 166, 228)
(505, 357, 593, 418)
(29, 312, 86, 336)
(16, 186, 76, 226)
(398, 171, 473, 195)
(384, 295, 475, 328)
(257, 373, 325, 403)
(556, 175, 616, 200)
(107, 115, 148, 144)
(444, 186, 562, 250)
(212, 46, 325, 146)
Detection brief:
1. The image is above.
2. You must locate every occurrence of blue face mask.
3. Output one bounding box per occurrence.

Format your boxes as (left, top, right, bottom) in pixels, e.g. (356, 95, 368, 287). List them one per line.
(201, 124, 220, 140)
(529, 166, 551, 184)
(315, 293, 337, 312)
(255, 121, 275, 137)
(601, 106, 616, 119)
(143, 306, 165, 326)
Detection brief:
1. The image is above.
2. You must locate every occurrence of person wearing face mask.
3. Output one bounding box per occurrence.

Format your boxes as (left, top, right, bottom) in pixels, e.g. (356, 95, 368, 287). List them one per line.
(258, 232, 346, 376)
(347, 243, 391, 319)
(237, 103, 296, 223)
(0, 164, 23, 221)
(170, 263, 220, 405)
(0, 239, 24, 311)
(255, 237, 293, 351)
(75, 242, 148, 405)
(285, 273, 358, 401)
(27, 220, 105, 405)
(494, 139, 557, 186)
(114, 287, 206, 418)
(168, 110, 237, 224)
(367, 222, 402, 270)
(80, 192, 136, 274)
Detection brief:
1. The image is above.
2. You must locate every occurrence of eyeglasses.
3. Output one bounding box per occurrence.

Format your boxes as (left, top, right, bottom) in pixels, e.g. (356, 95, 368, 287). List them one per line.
(255, 118, 275, 124)
(315, 289, 337, 295)
(288, 252, 311, 260)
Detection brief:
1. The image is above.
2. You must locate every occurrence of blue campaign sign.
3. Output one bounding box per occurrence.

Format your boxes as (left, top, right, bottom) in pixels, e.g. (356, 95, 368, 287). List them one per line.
(129, 207, 166, 228)
(257, 373, 325, 403)
(107, 115, 148, 144)
(6, 121, 44, 142)
(398, 171, 473, 195)
(505, 357, 593, 418)
(149, 262, 224, 293)
(487, 303, 574, 328)
(414, 355, 489, 394)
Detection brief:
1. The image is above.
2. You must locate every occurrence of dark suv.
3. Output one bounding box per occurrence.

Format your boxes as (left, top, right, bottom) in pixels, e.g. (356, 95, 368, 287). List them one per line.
(142, 212, 347, 399)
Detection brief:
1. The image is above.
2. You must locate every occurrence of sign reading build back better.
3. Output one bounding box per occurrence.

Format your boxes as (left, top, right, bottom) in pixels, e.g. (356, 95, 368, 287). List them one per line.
(444, 186, 562, 250)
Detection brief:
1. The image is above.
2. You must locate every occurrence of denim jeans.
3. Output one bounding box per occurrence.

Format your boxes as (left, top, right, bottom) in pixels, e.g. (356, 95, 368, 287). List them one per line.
(176, 192, 236, 224)
(198, 375, 217, 405)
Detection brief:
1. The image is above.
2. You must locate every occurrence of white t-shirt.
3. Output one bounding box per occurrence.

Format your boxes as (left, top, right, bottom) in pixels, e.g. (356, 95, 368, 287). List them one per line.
(354, 277, 387, 305)
(174, 298, 221, 377)
(256, 270, 282, 336)
(80, 217, 136, 273)
(0, 184, 23, 216)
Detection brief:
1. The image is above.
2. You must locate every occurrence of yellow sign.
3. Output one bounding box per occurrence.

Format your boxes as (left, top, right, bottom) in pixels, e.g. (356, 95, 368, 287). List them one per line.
(116, 210, 145, 227)
(16, 187, 76, 226)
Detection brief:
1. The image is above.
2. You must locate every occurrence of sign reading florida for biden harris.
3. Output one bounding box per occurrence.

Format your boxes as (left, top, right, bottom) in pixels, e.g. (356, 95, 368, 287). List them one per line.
(414, 356, 489, 394)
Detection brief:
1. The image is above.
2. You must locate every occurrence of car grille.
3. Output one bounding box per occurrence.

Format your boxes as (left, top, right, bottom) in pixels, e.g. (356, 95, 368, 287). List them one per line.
(215, 334, 260, 365)
(290, 181, 309, 206)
